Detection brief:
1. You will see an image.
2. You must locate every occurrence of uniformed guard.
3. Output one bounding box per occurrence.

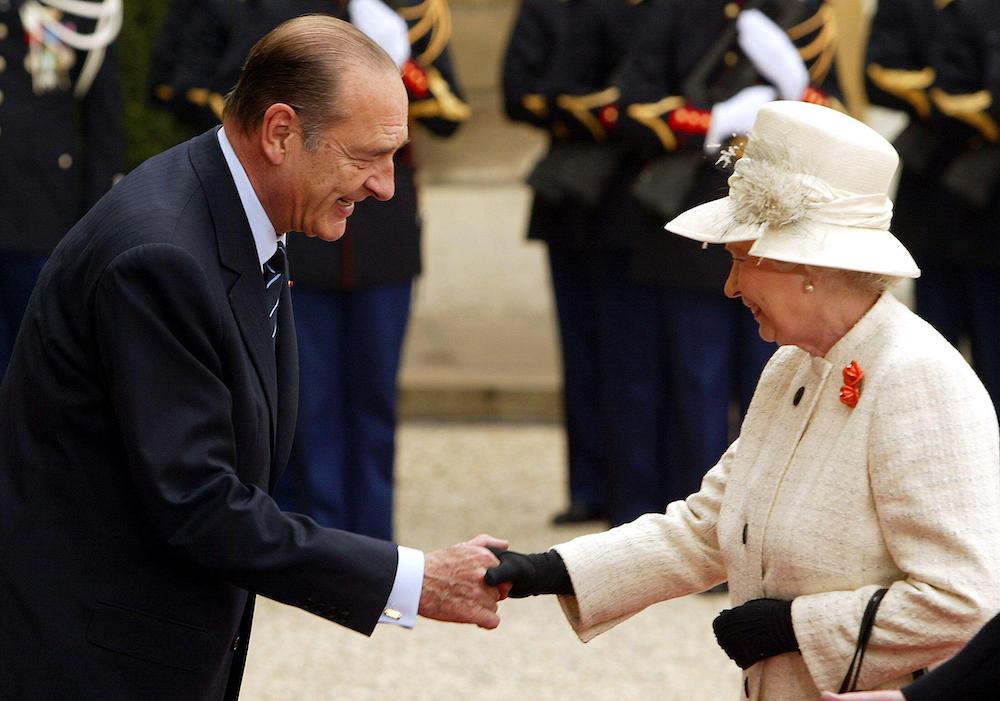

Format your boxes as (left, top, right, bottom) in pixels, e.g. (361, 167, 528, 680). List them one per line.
(535, 0, 843, 522)
(502, 0, 614, 526)
(867, 0, 1000, 415)
(152, 0, 469, 540)
(508, 0, 667, 527)
(0, 0, 123, 376)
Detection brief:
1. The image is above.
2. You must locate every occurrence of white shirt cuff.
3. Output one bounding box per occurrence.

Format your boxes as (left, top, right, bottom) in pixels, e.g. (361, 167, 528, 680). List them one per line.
(378, 545, 424, 628)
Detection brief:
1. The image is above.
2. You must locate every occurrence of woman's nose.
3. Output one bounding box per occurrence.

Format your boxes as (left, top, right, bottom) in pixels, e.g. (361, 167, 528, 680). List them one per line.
(723, 264, 739, 299)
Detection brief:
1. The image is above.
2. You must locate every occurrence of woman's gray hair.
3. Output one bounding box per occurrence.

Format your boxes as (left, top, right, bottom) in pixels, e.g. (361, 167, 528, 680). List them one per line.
(766, 259, 901, 294)
(223, 14, 398, 151)
(796, 264, 901, 294)
(826, 269, 903, 295)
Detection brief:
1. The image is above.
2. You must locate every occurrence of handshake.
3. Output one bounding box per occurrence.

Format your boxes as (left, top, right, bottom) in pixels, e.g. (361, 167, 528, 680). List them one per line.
(419, 538, 572, 629)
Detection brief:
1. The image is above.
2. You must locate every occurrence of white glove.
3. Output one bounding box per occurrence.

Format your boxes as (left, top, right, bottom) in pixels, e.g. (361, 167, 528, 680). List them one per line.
(706, 85, 778, 151)
(348, 0, 411, 69)
(737, 8, 809, 100)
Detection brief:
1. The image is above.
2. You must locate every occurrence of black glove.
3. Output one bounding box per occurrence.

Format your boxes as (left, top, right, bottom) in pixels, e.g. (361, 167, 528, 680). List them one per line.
(484, 548, 574, 598)
(712, 598, 798, 669)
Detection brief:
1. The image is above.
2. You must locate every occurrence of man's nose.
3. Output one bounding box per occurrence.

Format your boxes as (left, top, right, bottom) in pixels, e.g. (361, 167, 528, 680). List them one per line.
(366, 160, 396, 201)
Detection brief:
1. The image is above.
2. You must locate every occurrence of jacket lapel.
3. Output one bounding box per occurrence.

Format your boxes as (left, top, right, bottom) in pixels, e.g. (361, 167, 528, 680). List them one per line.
(188, 129, 279, 445)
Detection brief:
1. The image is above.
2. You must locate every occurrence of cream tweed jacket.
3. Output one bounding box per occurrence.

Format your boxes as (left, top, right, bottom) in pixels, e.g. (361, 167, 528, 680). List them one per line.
(553, 293, 1000, 700)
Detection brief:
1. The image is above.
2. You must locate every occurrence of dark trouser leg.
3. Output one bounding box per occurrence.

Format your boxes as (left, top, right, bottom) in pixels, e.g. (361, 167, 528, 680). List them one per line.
(548, 246, 608, 517)
(343, 281, 412, 541)
(279, 286, 350, 528)
(592, 250, 669, 525)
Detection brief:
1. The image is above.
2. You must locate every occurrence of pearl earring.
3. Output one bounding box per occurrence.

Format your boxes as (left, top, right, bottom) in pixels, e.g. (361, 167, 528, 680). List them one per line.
(803, 281, 815, 293)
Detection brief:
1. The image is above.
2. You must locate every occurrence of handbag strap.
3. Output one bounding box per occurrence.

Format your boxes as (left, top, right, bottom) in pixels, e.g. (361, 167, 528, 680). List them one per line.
(838, 587, 889, 693)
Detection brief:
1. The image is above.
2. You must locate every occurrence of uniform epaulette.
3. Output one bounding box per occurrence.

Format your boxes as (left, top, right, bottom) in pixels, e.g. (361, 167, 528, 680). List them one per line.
(931, 88, 1000, 142)
(398, 0, 452, 65)
(866, 65, 935, 119)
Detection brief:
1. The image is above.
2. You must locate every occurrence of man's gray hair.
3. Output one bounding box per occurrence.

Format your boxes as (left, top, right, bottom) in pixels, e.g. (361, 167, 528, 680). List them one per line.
(223, 14, 398, 150)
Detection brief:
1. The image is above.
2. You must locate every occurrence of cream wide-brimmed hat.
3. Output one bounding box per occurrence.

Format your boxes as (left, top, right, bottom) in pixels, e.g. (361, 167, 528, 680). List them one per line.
(665, 100, 920, 278)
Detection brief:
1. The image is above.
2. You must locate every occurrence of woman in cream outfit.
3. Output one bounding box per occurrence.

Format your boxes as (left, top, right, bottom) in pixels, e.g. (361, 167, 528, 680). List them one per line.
(487, 101, 1000, 700)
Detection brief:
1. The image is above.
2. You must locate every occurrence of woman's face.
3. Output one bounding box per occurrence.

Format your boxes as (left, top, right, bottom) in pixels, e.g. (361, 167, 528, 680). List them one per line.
(724, 242, 808, 346)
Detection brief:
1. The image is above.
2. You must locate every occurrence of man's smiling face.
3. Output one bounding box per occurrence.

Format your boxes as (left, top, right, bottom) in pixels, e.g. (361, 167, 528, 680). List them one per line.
(285, 68, 409, 241)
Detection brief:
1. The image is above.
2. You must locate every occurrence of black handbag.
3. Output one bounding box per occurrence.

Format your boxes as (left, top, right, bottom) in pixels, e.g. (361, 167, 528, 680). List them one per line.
(526, 141, 623, 209)
(629, 151, 707, 221)
(838, 588, 889, 693)
(942, 143, 1000, 209)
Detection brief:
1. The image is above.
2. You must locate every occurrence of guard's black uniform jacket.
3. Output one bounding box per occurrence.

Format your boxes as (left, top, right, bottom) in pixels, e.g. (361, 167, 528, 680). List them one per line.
(502, 0, 595, 248)
(867, 0, 1000, 268)
(933, 0, 1000, 267)
(865, 0, 964, 267)
(152, 0, 468, 289)
(534, 0, 652, 251)
(0, 0, 123, 255)
(614, 0, 840, 290)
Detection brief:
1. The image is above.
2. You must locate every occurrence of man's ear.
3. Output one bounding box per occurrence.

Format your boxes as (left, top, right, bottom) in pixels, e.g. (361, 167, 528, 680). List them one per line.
(260, 103, 298, 165)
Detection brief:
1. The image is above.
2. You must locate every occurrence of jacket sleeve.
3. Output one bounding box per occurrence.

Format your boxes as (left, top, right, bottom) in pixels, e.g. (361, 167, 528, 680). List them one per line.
(930, 0, 1000, 143)
(551, 440, 734, 641)
(865, 0, 937, 121)
(151, 0, 232, 130)
(93, 243, 398, 635)
(792, 352, 1000, 692)
(500, 0, 560, 128)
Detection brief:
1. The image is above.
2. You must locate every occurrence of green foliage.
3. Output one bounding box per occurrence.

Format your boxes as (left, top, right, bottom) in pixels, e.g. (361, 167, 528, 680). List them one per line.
(120, 0, 191, 170)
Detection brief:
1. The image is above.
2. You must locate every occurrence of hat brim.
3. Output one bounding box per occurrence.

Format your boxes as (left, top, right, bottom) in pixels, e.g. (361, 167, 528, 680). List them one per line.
(665, 196, 921, 279)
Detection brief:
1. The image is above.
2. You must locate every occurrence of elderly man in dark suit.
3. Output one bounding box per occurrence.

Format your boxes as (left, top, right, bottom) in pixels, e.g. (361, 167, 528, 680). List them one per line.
(0, 15, 505, 701)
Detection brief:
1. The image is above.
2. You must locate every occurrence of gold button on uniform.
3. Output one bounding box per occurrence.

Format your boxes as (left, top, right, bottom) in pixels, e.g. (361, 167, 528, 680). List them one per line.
(58, 153, 73, 170)
(724, 51, 739, 67)
(0, 55, 6, 73)
(725, 2, 740, 19)
(0, 23, 8, 40)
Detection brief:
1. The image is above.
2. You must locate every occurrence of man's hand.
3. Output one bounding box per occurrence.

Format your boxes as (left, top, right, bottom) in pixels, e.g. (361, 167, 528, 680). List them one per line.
(418, 534, 509, 629)
(820, 692, 905, 701)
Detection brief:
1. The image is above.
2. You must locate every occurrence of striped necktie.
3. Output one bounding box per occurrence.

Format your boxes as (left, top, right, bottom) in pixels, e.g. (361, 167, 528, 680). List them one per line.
(263, 241, 287, 347)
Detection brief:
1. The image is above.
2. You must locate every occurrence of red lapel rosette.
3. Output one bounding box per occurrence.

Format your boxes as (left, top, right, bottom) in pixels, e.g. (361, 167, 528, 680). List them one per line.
(839, 360, 864, 408)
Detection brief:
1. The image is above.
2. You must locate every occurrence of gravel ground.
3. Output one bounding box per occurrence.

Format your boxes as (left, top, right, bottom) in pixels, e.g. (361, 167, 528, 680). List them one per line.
(241, 421, 739, 700)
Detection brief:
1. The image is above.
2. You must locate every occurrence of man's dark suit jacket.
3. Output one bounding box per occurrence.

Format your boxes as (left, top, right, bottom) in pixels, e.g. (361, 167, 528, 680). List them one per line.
(0, 129, 399, 700)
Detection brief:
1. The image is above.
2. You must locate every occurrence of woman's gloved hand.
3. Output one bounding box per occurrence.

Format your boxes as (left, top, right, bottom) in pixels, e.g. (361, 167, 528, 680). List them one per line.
(712, 598, 799, 669)
(484, 548, 574, 597)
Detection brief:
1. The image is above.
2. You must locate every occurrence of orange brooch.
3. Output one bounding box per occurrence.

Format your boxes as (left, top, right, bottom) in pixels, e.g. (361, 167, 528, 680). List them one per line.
(839, 360, 864, 408)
